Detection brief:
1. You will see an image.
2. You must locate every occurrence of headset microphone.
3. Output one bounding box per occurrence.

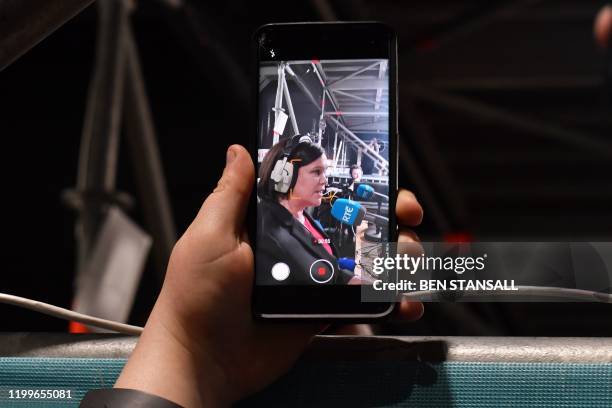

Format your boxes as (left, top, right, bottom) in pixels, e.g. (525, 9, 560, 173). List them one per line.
(270, 134, 313, 194)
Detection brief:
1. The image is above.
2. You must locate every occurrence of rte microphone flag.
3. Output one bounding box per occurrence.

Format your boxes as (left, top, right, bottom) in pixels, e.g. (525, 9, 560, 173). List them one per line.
(331, 198, 366, 226)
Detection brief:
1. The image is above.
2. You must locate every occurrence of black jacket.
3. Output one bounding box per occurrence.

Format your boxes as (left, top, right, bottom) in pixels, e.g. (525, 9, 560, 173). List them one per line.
(256, 198, 353, 285)
(80, 389, 182, 407)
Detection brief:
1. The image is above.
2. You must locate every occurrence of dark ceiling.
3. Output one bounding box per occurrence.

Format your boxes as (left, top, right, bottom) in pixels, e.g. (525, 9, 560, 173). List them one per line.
(1, 0, 611, 335)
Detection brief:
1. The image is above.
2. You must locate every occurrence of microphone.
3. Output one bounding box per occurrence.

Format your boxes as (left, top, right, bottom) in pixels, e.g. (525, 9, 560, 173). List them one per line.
(331, 198, 366, 226)
(331, 198, 388, 227)
(355, 184, 389, 201)
(338, 257, 356, 272)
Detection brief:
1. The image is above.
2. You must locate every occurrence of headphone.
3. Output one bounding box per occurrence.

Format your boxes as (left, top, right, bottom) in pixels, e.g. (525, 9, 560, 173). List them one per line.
(270, 134, 313, 194)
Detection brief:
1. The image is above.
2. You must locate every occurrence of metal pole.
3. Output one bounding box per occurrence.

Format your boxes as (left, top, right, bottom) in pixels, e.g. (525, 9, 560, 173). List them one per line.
(375, 60, 386, 111)
(335, 139, 343, 169)
(328, 61, 381, 87)
(272, 63, 285, 144)
(70, 0, 129, 273)
(349, 118, 388, 130)
(328, 116, 389, 170)
(332, 131, 338, 169)
(285, 64, 320, 110)
(332, 90, 380, 106)
(312, 63, 327, 146)
(123, 26, 177, 284)
(0, 0, 95, 71)
(281, 67, 300, 135)
(318, 89, 326, 146)
(325, 112, 389, 117)
(312, 61, 345, 128)
(286, 63, 349, 142)
(274, 64, 284, 120)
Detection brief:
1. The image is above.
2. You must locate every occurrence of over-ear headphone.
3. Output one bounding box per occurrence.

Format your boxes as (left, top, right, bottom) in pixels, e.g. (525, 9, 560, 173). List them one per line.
(270, 134, 313, 194)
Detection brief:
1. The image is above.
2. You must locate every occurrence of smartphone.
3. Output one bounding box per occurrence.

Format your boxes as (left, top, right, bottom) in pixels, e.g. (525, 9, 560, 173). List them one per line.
(251, 22, 398, 320)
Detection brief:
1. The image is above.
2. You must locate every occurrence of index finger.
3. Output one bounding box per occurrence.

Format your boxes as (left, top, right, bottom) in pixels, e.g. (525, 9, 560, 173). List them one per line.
(396, 189, 423, 227)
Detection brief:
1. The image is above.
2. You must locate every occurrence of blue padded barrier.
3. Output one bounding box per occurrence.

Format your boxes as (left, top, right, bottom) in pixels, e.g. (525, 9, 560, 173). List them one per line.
(1, 357, 611, 407)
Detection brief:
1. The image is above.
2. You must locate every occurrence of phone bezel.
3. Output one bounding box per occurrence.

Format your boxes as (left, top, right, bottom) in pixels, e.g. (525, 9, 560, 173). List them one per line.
(250, 22, 398, 321)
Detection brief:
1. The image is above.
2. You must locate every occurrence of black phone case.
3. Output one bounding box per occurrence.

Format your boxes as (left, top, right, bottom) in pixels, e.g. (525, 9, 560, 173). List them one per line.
(250, 22, 399, 321)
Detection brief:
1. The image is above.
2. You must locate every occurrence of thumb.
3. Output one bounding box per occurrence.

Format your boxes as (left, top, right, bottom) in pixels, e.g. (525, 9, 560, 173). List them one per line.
(193, 145, 255, 236)
(595, 5, 612, 49)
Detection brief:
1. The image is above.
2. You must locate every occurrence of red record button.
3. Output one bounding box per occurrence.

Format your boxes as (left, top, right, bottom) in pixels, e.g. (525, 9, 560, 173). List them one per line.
(309, 259, 334, 283)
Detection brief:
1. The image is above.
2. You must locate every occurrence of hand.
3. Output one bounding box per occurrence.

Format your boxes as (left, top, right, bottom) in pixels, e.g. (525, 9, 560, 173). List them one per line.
(595, 5, 612, 49)
(115, 145, 424, 407)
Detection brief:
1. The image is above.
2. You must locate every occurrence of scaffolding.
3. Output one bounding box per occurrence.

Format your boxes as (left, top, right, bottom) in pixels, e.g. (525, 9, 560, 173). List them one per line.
(262, 59, 390, 175)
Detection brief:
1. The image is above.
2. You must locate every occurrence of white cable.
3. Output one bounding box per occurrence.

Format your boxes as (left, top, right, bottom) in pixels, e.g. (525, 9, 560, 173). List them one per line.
(401, 286, 612, 303)
(1, 286, 610, 336)
(0, 293, 143, 335)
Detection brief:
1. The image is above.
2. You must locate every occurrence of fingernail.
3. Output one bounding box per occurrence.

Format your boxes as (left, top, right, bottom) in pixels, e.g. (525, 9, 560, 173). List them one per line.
(226, 146, 237, 165)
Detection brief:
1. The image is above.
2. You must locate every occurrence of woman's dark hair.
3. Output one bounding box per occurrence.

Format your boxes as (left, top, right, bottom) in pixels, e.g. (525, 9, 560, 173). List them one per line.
(258, 136, 325, 201)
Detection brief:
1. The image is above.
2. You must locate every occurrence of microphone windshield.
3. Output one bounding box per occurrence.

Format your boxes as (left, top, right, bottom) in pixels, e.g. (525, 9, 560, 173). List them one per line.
(331, 198, 366, 226)
(355, 184, 375, 199)
(338, 257, 356, 272)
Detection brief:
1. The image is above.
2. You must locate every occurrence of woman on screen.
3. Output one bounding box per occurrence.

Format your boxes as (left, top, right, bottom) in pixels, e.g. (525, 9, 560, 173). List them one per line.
(256, 135, 355, 285)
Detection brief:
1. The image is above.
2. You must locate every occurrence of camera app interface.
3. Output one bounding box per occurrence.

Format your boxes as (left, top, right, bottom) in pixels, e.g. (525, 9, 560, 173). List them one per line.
(256, 56, 390, 285)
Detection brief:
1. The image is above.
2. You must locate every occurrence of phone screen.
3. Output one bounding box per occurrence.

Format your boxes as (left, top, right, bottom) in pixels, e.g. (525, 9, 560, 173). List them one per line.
(254, 24, 393, 291)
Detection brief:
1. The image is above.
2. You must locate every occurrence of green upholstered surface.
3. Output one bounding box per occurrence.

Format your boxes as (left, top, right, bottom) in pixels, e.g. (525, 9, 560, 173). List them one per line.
(1, 357, 611, 407)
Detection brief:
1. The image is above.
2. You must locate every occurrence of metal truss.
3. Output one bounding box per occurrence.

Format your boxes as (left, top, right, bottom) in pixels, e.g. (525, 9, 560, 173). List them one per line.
(263, 59, 390, 173)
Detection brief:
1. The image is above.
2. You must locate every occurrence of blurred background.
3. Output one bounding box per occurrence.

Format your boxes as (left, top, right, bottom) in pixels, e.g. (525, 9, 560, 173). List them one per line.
(1, 0, 612, 336)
